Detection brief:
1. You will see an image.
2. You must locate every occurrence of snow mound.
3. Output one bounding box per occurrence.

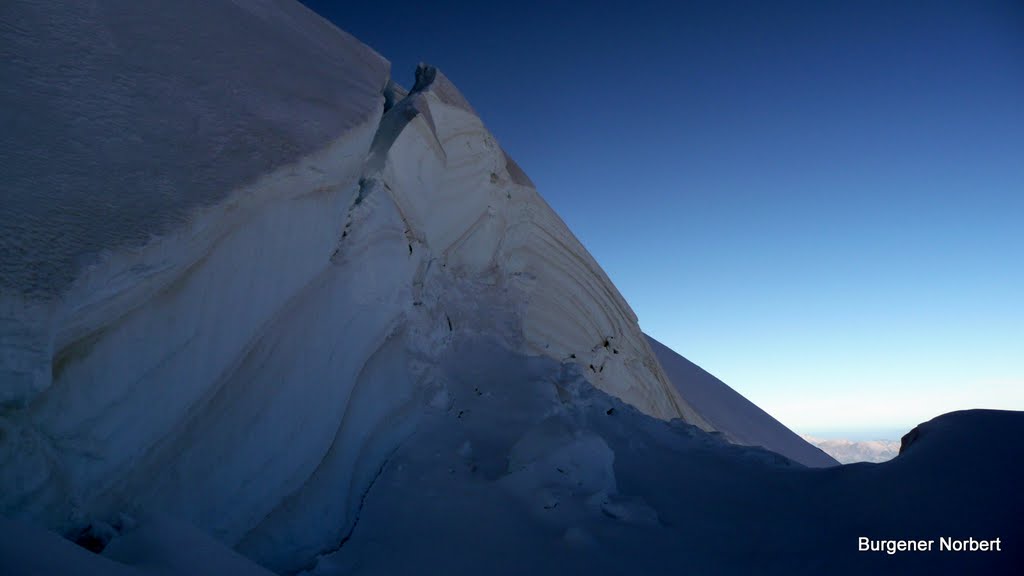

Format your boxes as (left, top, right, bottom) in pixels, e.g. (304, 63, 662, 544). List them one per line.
(303, 346, 1023, 576)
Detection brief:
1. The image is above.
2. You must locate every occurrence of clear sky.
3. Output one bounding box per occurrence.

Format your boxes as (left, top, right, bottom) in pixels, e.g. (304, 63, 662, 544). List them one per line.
(302, 0, 1024, 436)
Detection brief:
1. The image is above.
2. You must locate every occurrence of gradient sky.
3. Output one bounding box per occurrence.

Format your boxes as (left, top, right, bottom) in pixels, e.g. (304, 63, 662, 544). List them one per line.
(303, 0, 1024, 436)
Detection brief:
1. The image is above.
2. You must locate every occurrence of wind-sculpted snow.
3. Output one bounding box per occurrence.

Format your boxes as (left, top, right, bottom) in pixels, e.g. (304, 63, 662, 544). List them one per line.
(2, 2, 707, 571)
(0, 0, 389, 403)
(3, 360, 1022, 576)
(0, 0, 387, 298)
(375, 69, 707, 426)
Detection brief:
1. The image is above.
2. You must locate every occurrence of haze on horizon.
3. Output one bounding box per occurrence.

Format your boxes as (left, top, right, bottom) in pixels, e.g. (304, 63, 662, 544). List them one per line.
(304, 0, 1024, 436)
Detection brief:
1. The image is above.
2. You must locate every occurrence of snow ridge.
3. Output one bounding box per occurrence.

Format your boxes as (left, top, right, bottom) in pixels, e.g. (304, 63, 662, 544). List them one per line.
(647, 335, 837, 467)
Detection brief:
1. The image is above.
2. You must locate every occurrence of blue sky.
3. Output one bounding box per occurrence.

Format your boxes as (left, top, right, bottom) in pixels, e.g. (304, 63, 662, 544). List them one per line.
(303, 0, 1024, 435)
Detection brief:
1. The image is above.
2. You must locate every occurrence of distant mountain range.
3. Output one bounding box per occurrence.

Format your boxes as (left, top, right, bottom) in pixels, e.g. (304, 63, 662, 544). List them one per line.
(802, 436, 902, 463)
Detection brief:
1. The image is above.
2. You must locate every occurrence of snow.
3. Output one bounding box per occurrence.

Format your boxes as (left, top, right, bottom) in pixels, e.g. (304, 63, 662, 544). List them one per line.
(2, 2, 1020, 575)
(3, 381, 1022, 576)
(376, 65, 708, 425)
(647, 334, 838, 467)
(0, 0, 387, 299)
(0, 515, 142, 576)
(0, 0, 389, 404)
(3, 2, 706, 570)
(0, 514, 275, 576)
(301, 355, 1023, 576)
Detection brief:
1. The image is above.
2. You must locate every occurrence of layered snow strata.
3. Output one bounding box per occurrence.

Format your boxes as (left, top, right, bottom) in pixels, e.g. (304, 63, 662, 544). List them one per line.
(0, 0, 389, 402)
(2, 1, 708, 571)
(376, 65, 709, 426)
(1, 0, 404, 568)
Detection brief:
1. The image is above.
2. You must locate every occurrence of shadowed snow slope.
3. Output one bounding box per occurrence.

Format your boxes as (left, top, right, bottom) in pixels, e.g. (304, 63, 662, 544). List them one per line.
(2, 354, 1020, 576)
(646, 335, 838, 467)
(303, 386, 1023, 576)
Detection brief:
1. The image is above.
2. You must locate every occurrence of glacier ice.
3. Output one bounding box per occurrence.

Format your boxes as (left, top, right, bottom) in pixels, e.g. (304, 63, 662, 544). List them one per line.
(2, 0, 709, 570)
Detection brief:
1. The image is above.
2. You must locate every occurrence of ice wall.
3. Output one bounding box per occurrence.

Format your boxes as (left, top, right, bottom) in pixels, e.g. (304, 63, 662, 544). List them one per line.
(0, 0, 389, 403)
(2, 1, 708, 571)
